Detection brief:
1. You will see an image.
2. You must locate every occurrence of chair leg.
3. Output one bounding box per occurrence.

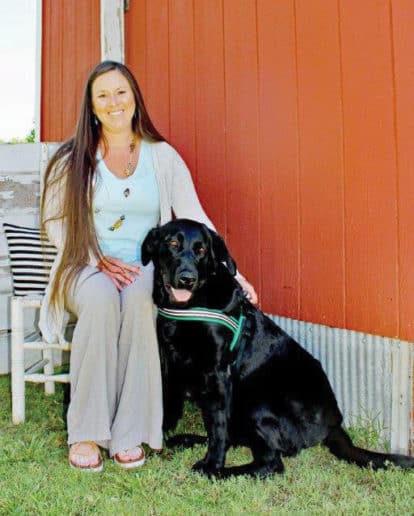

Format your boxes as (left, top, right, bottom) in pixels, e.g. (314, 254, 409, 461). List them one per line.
(43, 348, 55, 394)
(11, 298, 25, 424)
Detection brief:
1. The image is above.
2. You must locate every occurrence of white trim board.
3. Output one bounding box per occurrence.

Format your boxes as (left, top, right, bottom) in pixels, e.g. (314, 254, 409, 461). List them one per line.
(100, 0, 125, 63)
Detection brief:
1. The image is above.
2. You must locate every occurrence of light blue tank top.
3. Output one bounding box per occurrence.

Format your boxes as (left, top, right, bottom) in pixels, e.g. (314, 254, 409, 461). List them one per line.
(94, 140, 160, 263)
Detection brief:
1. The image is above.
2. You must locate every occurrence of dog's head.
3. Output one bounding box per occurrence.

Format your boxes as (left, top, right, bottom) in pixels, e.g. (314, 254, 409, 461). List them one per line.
(142, 219, 237, 306)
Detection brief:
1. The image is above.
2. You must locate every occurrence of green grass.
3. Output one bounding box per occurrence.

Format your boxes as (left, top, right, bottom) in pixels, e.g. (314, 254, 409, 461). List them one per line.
(0, 376, 413, 515)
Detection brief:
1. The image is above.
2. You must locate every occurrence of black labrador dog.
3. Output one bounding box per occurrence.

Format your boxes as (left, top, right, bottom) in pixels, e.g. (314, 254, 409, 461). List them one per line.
(142, 219, 414, 478)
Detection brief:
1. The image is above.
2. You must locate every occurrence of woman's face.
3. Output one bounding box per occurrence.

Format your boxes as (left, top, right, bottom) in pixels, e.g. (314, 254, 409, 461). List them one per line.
(91, 69, 136, 135)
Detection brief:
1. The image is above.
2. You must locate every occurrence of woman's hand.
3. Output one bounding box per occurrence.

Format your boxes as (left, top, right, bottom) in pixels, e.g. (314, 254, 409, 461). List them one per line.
(236, 275, 258, 305)
(97, 256, 141, 291)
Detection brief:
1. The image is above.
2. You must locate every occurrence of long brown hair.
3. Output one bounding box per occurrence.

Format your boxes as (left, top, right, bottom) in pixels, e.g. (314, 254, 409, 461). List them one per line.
(42, 61, 165, 307)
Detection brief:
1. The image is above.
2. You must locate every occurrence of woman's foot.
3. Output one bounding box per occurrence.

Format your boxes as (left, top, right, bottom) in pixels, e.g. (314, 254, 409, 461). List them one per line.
(69, 441, 103, 472)
(114, 445, 146, 469)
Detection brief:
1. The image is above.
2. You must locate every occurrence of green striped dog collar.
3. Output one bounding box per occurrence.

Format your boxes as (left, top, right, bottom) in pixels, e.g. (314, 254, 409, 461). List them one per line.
(158, 307, 246, 352)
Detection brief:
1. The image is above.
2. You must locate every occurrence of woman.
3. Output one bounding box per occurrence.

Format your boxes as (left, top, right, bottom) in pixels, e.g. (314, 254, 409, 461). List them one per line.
(40, 60, 257, 471)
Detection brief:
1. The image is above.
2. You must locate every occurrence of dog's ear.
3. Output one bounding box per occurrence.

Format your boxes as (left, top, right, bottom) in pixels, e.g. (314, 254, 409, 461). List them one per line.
(141, 227, 160, 265)
(206, 227, 237, 276)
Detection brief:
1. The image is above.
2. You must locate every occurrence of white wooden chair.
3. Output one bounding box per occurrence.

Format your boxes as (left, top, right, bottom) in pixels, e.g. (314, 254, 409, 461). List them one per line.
(3, 222, 71, 424)
(11, 295, 71, 424)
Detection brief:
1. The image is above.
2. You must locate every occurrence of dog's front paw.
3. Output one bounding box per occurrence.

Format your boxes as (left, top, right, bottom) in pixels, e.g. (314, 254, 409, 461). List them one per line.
(192, 459, 221, 478)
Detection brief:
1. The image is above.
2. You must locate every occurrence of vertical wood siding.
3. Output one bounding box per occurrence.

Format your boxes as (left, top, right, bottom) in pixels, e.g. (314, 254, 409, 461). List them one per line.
(125, 0, 414, 342)
(39, 0, 413, 343)
(392, 0, 414, 342)
(257, 1, 299, 319)
(41, 0, 100, 141)
(340, 0, 398, 340)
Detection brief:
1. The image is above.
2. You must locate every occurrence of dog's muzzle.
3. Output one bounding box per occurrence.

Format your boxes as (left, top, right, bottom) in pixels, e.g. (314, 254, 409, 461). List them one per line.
(164, 269, 198, 304)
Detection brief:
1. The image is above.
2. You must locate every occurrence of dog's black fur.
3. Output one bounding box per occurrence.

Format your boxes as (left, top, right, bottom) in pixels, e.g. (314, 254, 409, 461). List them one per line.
(142, 219, 414, 478)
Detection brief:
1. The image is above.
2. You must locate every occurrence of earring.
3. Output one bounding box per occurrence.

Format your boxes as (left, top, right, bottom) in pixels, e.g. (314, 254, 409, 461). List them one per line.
(94, 115, 99, 126)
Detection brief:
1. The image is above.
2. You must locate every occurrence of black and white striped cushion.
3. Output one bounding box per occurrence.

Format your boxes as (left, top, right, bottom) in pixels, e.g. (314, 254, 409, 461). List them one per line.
(3, 223, 57, 296)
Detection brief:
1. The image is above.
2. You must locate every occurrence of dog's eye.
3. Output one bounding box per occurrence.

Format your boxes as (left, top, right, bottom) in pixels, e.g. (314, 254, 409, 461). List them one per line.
(195, 245, 207, 255)
(168, 240, 179, 248)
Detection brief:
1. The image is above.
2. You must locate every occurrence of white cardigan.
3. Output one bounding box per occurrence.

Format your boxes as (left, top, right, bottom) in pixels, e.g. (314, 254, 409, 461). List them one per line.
(39, 141, 215, 344)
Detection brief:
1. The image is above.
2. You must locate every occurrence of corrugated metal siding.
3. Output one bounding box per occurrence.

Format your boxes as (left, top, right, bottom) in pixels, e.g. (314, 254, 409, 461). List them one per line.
(125, 0, 414, 342)
(269, 313, 413, 454)
(41, 0, 100, 141)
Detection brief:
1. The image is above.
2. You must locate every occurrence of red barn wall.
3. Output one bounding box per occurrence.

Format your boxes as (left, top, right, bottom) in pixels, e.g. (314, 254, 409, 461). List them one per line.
(41, 0, 100, 142)
(41, 1, 414, 342)
(125, 0, 414, 342)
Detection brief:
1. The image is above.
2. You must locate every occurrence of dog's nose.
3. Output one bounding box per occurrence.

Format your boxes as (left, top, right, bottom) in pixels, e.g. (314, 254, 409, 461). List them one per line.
(178, 273, 196, 289)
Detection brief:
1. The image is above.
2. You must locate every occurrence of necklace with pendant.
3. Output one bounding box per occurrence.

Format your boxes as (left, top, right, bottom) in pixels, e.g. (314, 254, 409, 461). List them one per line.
(124, 139, 137, 177)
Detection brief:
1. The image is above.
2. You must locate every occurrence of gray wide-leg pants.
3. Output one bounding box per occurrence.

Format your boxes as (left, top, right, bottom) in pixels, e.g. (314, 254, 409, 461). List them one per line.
(65, 263, 163, 456)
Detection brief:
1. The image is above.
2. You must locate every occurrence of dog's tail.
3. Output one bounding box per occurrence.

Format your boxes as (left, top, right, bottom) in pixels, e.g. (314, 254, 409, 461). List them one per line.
(324, 426, 414, 470)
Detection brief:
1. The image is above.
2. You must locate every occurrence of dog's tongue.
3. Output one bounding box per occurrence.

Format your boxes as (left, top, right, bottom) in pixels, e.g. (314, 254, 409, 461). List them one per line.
(171, 287, 192, 303)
